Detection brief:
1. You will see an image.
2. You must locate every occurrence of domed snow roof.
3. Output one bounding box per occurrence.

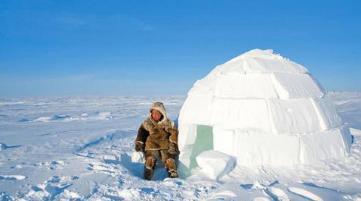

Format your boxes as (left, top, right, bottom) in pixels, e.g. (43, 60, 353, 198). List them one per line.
(189, 49, 322, 100)
(178, 49, 351, 170)
(210, 49, 308, 75)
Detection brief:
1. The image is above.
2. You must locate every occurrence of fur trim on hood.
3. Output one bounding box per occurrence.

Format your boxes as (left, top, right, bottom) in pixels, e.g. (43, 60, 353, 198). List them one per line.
(149, 102, 168, 124)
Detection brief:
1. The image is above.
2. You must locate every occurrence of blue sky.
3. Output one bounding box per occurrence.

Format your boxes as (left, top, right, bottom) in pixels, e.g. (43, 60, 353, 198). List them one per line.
(1, 0, 360, 97)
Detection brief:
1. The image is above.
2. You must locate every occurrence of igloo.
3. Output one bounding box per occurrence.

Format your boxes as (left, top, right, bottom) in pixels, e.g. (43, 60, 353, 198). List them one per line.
(178, 49, 352, 173)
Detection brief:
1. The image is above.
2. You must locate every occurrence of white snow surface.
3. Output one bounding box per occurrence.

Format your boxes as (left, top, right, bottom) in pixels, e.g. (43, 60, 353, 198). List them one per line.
(178, 49, 350, 169)
(0, 92, 361, 200)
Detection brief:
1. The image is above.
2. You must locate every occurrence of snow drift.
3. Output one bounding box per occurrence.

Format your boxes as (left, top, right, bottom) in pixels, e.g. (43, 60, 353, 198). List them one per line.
(178, 49, 352, 174)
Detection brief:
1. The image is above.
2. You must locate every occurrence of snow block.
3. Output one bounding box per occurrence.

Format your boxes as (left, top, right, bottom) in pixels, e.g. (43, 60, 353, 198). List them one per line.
(269, 98, 323, 134)
(178, 124, 198, 150)
(214, 74, 278, 98)
(212, 98, 271, 131)
(217, 58, 248, 74)
(179, 93, 213, 125)
(300, 128, 349, 163)
(315, 98, 343, 129)
(213, 127, 301, 166)
(244, 56, 308, 74)
(196, 150, 236, 180)
(272, 73, 324, 99)
(178, 144, 194, 171)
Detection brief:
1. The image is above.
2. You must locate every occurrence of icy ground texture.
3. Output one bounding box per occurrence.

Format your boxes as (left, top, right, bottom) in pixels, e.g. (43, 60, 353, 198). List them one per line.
(178, 49, 351, 169)
(0, 93, 361, 200)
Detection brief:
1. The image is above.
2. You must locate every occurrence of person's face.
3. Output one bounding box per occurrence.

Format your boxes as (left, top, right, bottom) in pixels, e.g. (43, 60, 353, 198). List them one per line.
(151, 110, 162, 122)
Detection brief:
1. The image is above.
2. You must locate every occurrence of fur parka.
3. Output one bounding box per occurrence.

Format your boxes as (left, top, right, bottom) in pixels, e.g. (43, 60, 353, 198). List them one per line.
(135, 102, 178, 151)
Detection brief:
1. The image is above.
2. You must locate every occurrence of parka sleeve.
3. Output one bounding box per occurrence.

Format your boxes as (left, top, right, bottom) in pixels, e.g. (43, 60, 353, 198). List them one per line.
(167, 121, 178, 144)
(135, 123, 149, 145)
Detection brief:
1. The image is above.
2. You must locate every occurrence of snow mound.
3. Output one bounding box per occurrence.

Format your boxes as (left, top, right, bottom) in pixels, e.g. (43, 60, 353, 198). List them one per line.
(178, 49, 352, 172)
(33, 112, 112, 123)
(196, 150, 236, 180)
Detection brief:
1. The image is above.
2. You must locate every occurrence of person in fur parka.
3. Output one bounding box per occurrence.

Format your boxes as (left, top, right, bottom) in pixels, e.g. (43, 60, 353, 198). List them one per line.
(134, 102, 179, 180)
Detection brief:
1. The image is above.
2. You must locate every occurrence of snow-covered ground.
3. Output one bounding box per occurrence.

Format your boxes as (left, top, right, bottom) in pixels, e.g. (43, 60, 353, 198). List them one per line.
(0, 92, 361, 200)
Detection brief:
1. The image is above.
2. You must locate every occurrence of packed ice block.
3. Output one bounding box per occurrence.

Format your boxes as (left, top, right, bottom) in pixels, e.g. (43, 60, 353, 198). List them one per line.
(196, 150, 236, 180)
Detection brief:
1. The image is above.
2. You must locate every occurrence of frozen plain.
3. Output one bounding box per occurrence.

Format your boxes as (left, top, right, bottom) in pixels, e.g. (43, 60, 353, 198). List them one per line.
(0, 92, 361, 200)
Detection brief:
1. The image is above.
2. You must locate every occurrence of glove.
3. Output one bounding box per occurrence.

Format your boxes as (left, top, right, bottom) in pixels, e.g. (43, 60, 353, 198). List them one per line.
(135, 141, 144, 152)
(168, 143, 178, 155)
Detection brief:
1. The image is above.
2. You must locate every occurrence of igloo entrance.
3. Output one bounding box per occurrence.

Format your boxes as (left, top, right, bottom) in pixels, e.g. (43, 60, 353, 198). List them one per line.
(188, 125, 214, 169)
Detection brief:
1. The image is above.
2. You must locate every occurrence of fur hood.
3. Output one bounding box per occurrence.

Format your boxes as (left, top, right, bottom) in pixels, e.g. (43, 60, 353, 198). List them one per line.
(149, 102, 168, 125)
